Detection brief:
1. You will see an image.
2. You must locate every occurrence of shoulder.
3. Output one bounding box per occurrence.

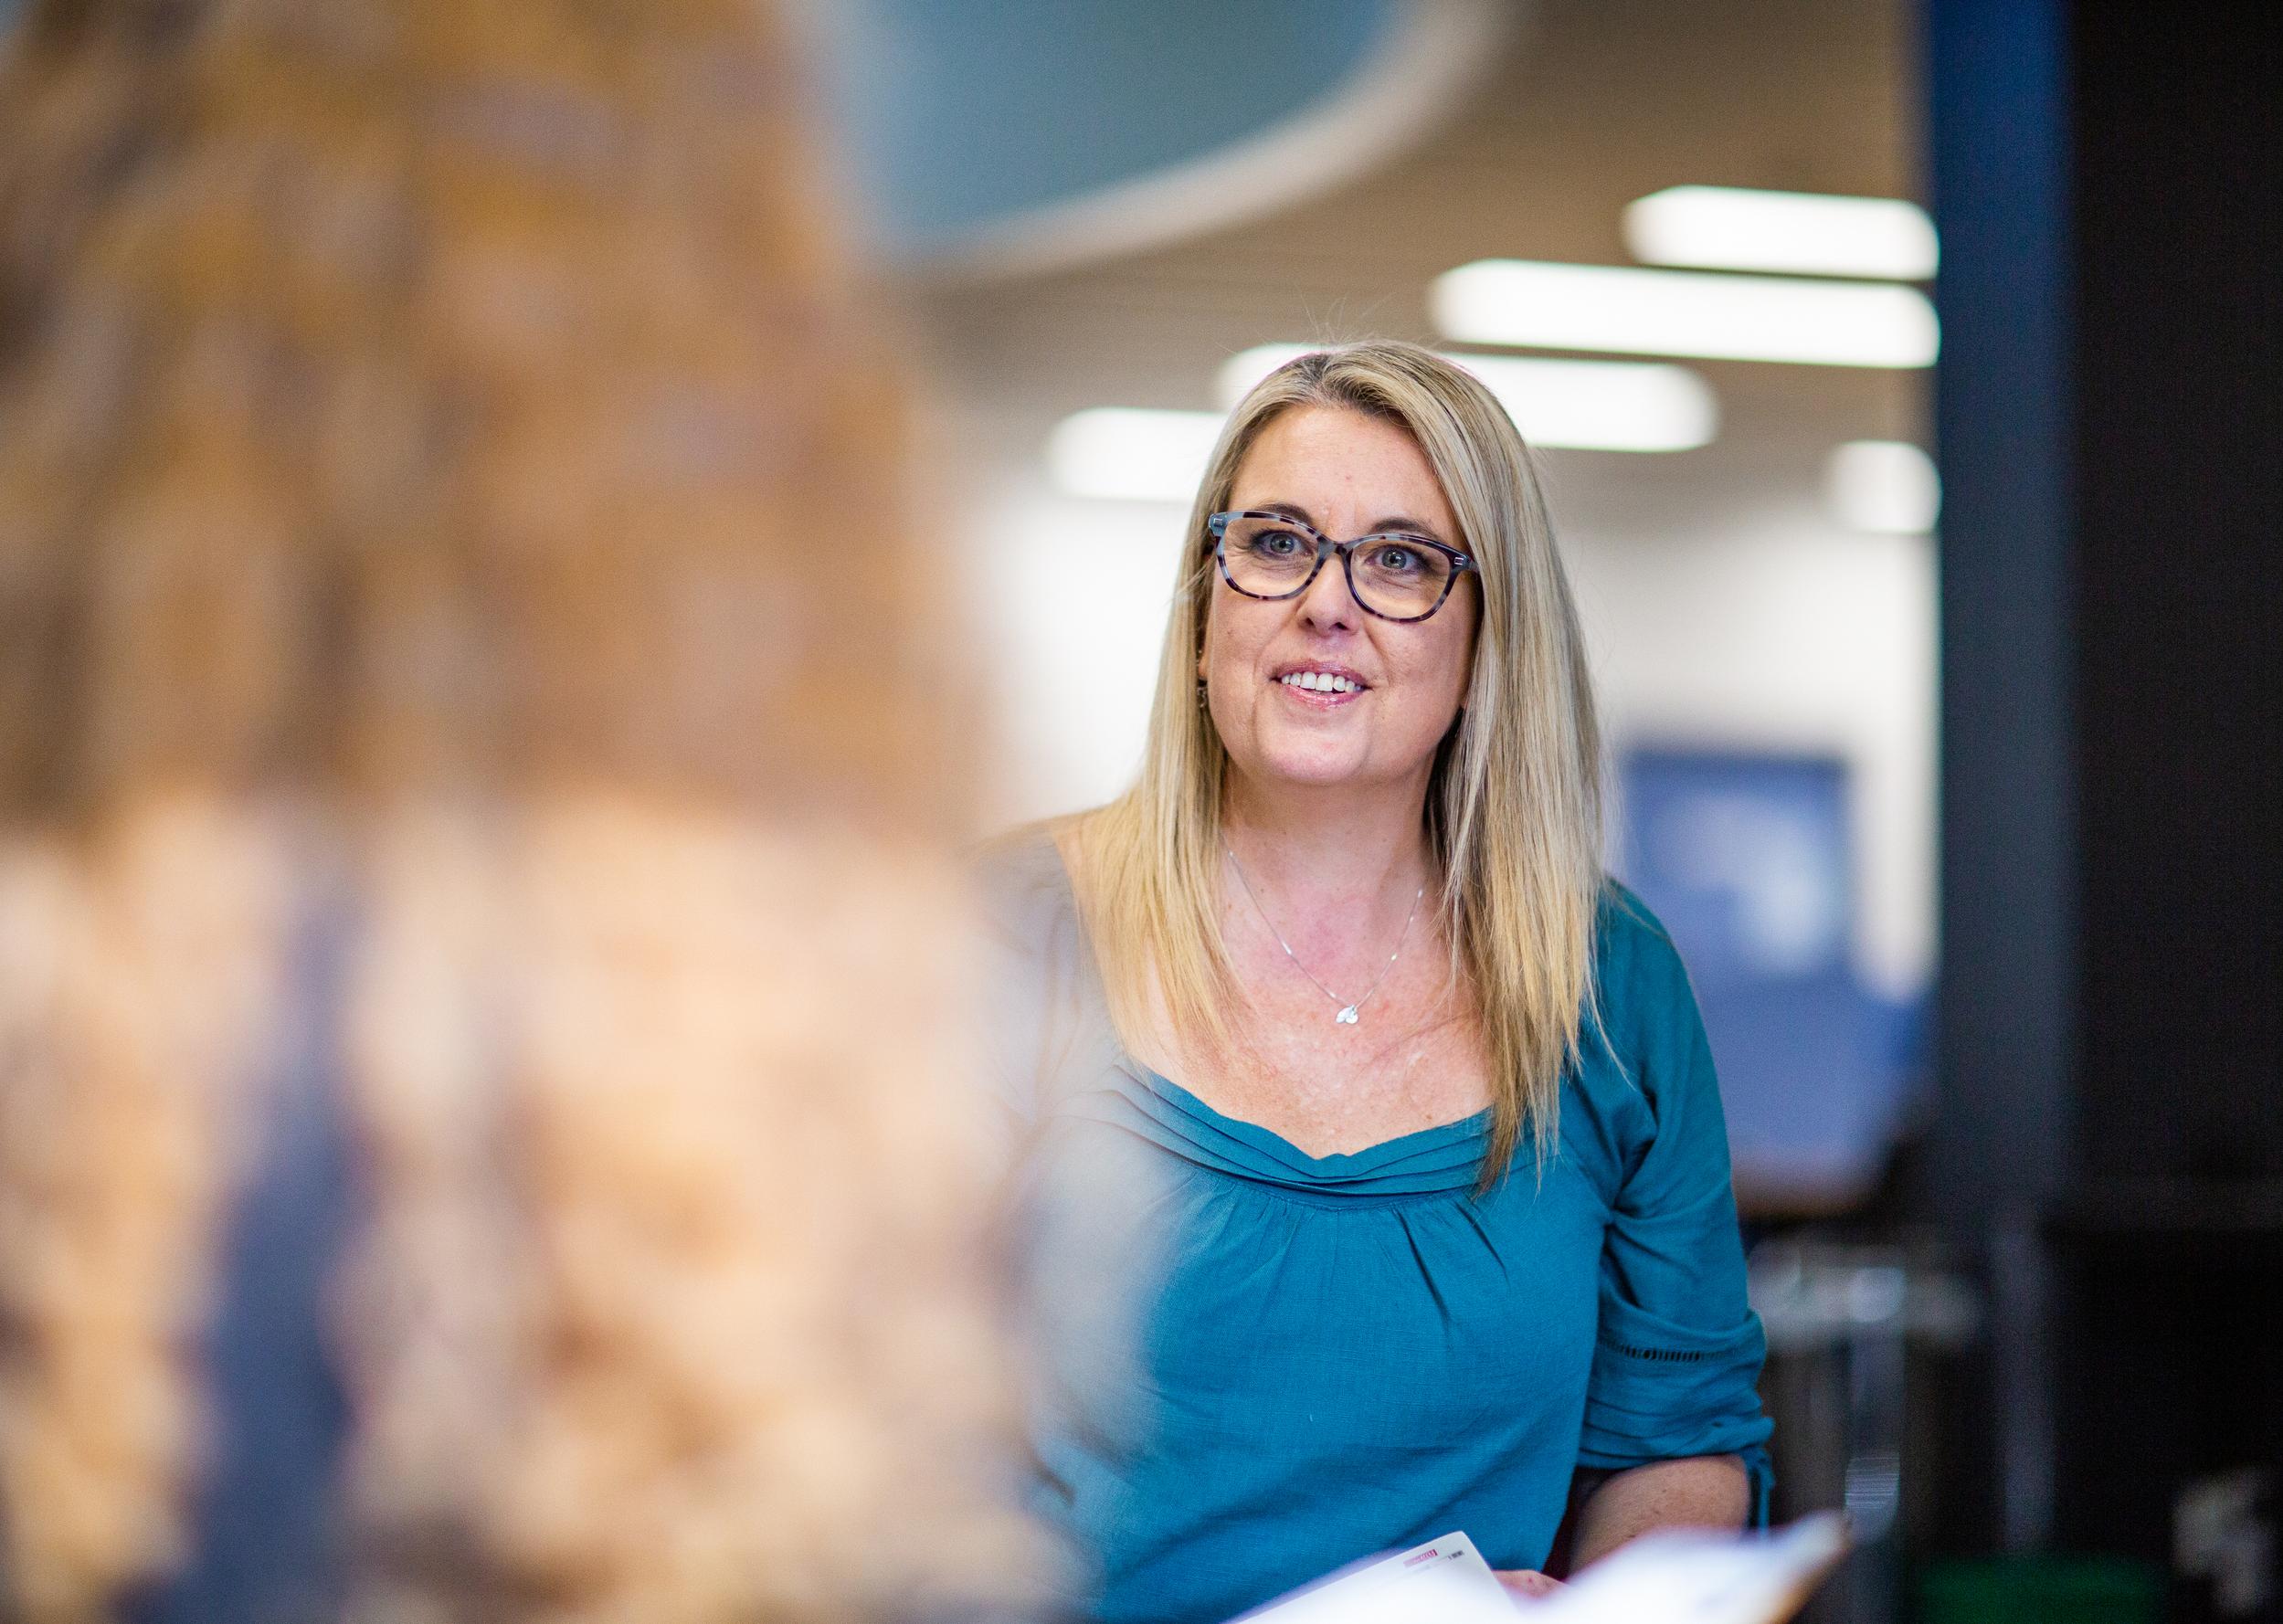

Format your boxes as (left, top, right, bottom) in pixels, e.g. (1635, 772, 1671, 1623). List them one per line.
(1561, 880, 1718, 1185)
(969, 816, 1091, 962)
(969, 816, 1121, 1130)
(972, 821, 1069, 928)
(1589, 879, 1699, 1039)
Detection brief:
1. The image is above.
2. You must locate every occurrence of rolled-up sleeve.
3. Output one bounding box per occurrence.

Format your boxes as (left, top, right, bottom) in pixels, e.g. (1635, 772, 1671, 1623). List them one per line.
(1576, 900, 1774, 1521)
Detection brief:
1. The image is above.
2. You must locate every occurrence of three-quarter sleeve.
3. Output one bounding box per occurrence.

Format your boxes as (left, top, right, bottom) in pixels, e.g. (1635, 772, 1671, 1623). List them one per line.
(1575, 893, 1774, 1519)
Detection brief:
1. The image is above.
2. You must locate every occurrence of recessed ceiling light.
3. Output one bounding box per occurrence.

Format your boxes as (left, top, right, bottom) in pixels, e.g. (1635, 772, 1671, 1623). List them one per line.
(1447, 353, 1717, 452)
(1053, 343, 1727, 505)
(1045, 407, 1223, 502)
(1826, 440, 1940, 533)
(1431, 259, 1939, 368)
(1625, 185, 1939, 280)
(1217, 344, 1717, 452)
(1214, 344, 1319, 409)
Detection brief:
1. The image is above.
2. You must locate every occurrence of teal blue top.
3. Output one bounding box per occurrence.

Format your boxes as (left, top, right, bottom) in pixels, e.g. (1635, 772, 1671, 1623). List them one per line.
(980, 836, 1771, 1624)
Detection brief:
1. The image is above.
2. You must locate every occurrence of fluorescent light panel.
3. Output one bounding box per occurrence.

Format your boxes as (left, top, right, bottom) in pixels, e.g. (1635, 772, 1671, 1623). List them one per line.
(1217, 344, 1717, 453)
(1213, 344, 1316, 410)
(1045, 407, 1224, 502)
(1826, 440, 1940, 533)
(1051, 345, 1723, 504)
(1439, 353, 1718, 452)
(1625, 185, 1939, 280)
(1432, 259, 1939, 368)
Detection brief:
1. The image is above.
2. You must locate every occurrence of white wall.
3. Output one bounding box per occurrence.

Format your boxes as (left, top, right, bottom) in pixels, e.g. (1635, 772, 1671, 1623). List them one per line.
(972, 477, 1192, 828)
(1563, 500, 1936, 1000)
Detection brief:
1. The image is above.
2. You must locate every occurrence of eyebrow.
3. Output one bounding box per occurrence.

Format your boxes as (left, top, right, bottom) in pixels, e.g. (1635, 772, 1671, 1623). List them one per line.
(1250, 500, 1449, 542)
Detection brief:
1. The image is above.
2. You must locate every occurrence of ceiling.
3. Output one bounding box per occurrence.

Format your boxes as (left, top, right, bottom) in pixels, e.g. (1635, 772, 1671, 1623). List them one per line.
(908, 0, 1927, 504)
(893, 0, 1938, 1022)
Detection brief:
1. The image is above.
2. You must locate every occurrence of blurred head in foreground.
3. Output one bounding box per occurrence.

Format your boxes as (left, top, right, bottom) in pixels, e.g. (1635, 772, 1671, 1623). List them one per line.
(0, 1, 1027, 1619)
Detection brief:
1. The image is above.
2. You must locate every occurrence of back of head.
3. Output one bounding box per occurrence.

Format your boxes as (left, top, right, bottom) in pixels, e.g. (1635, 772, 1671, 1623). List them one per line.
(0, 1, 1027, 1618)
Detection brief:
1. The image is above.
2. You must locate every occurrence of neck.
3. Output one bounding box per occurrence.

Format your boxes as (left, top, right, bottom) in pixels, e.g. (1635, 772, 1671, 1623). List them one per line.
(1221, 767, 1436, 920)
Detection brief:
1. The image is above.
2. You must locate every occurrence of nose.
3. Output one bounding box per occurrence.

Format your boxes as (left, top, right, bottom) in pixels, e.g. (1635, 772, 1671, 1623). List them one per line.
(1296, 545, 1359, 633)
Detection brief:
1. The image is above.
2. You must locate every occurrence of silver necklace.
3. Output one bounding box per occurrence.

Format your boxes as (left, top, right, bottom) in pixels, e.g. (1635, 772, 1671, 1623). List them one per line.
(1223, 844, 1426, 1026)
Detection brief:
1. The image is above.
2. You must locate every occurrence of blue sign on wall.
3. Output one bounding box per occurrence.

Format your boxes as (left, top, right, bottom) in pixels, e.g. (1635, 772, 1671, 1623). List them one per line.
(1617, 748, 1923, 1208)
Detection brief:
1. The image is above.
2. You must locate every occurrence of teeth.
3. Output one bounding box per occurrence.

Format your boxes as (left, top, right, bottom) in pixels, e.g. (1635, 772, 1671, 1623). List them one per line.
(1282, 672, 1358, 693)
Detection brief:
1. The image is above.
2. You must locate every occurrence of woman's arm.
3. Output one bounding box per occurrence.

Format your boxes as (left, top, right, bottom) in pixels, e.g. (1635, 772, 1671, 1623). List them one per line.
(1569, 1453, 1749, 1568)
(1497, 1453, 1749, 1595)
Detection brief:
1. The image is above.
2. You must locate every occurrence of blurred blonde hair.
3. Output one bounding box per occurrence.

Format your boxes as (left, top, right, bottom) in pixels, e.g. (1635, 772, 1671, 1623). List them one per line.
(1075, 342, 1605, 1186)
(0, 1, 1027, 1619)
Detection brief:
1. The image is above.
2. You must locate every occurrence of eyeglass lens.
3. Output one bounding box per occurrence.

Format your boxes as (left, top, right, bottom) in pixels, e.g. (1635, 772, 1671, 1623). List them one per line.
(1219, 514, 1454, 619)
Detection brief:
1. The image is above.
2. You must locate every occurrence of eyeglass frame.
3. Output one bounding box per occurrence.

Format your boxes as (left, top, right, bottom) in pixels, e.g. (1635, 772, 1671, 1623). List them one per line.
(1205, 510, 1477, 624)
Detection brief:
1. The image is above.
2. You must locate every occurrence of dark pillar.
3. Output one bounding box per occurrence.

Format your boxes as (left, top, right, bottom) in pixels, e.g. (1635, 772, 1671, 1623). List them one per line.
(1925, 0, 2283, 1583)
(1923, 0, 2076, 1555)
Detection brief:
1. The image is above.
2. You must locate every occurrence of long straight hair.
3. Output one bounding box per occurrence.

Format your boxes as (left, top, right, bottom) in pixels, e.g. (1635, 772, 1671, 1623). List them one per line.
(1076, 342, 1605, 1186)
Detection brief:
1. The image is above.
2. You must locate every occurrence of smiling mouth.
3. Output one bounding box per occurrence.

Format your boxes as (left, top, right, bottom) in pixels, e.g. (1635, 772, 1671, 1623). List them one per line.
(1275, 670, 1368, 698)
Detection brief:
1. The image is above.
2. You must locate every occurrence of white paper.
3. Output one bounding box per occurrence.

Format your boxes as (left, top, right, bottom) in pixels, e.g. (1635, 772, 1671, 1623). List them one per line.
(1234, 1531, 1512, 1624)
(1523, 1514, 1851, 1624)
(1223, 1514, 1850, 1624)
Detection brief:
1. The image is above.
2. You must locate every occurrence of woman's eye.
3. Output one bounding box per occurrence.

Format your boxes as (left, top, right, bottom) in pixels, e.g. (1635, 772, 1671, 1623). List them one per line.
(1252, 530, 1305, 556)
(1370, 544, 1421, 574)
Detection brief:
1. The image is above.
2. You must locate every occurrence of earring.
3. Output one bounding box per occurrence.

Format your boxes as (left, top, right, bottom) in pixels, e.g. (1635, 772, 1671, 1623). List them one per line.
(1196, 679, 1210, 711)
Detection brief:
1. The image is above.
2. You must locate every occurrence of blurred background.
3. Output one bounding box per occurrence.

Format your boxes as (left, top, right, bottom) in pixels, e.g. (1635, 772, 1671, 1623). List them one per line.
(775, 1, 2274, 1620)
(1, 0, 2273, 1620)
(840, 0, 1939, 1214)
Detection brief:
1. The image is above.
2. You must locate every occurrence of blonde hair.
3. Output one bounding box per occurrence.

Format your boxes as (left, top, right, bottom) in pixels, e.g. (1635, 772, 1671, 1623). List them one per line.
(0, 0, 1030, 1619)
(1076, 341, 1604, 1186)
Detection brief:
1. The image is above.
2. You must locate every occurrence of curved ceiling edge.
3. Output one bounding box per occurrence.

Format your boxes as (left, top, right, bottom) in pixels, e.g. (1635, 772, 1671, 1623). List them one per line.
(899, 0, 1519, 285)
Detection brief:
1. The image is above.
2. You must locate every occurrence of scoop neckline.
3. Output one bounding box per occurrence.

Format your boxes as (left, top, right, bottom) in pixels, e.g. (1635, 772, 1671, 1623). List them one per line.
(1025, 828, 1498, 1174)
(1136, 1065, 1493, 1172)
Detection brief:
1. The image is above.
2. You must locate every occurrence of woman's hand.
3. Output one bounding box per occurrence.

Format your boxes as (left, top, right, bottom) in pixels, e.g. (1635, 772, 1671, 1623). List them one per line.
(1493, 1569, 1565, 1603)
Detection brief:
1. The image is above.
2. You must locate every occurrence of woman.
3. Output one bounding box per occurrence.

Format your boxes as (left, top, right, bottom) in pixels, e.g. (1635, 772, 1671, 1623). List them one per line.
(984, 341, 1771, 1623)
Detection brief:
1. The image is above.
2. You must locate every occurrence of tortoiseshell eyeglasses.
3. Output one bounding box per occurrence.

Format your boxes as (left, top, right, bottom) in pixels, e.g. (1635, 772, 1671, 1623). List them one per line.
(1208, 511, 1475, 623)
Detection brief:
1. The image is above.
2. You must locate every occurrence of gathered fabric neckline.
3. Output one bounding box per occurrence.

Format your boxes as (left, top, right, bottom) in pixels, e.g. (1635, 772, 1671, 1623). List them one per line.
(1009, 831, 1508, 1202)
(1079, 1064, 1498, 1202)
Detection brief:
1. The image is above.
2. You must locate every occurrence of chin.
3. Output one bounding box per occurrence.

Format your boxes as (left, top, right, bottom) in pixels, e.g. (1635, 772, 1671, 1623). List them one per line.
(1249, 738, 1375, 788)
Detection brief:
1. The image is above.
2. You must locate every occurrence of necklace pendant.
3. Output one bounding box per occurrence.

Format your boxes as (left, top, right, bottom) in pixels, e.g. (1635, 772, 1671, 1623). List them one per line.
(1335, 1005, 1359, 1025)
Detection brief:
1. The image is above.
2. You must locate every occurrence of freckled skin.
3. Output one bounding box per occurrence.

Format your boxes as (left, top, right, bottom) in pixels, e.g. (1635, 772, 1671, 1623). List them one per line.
(1175, 405, 1487, 1158)
(1200, 406, 1478, 803)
